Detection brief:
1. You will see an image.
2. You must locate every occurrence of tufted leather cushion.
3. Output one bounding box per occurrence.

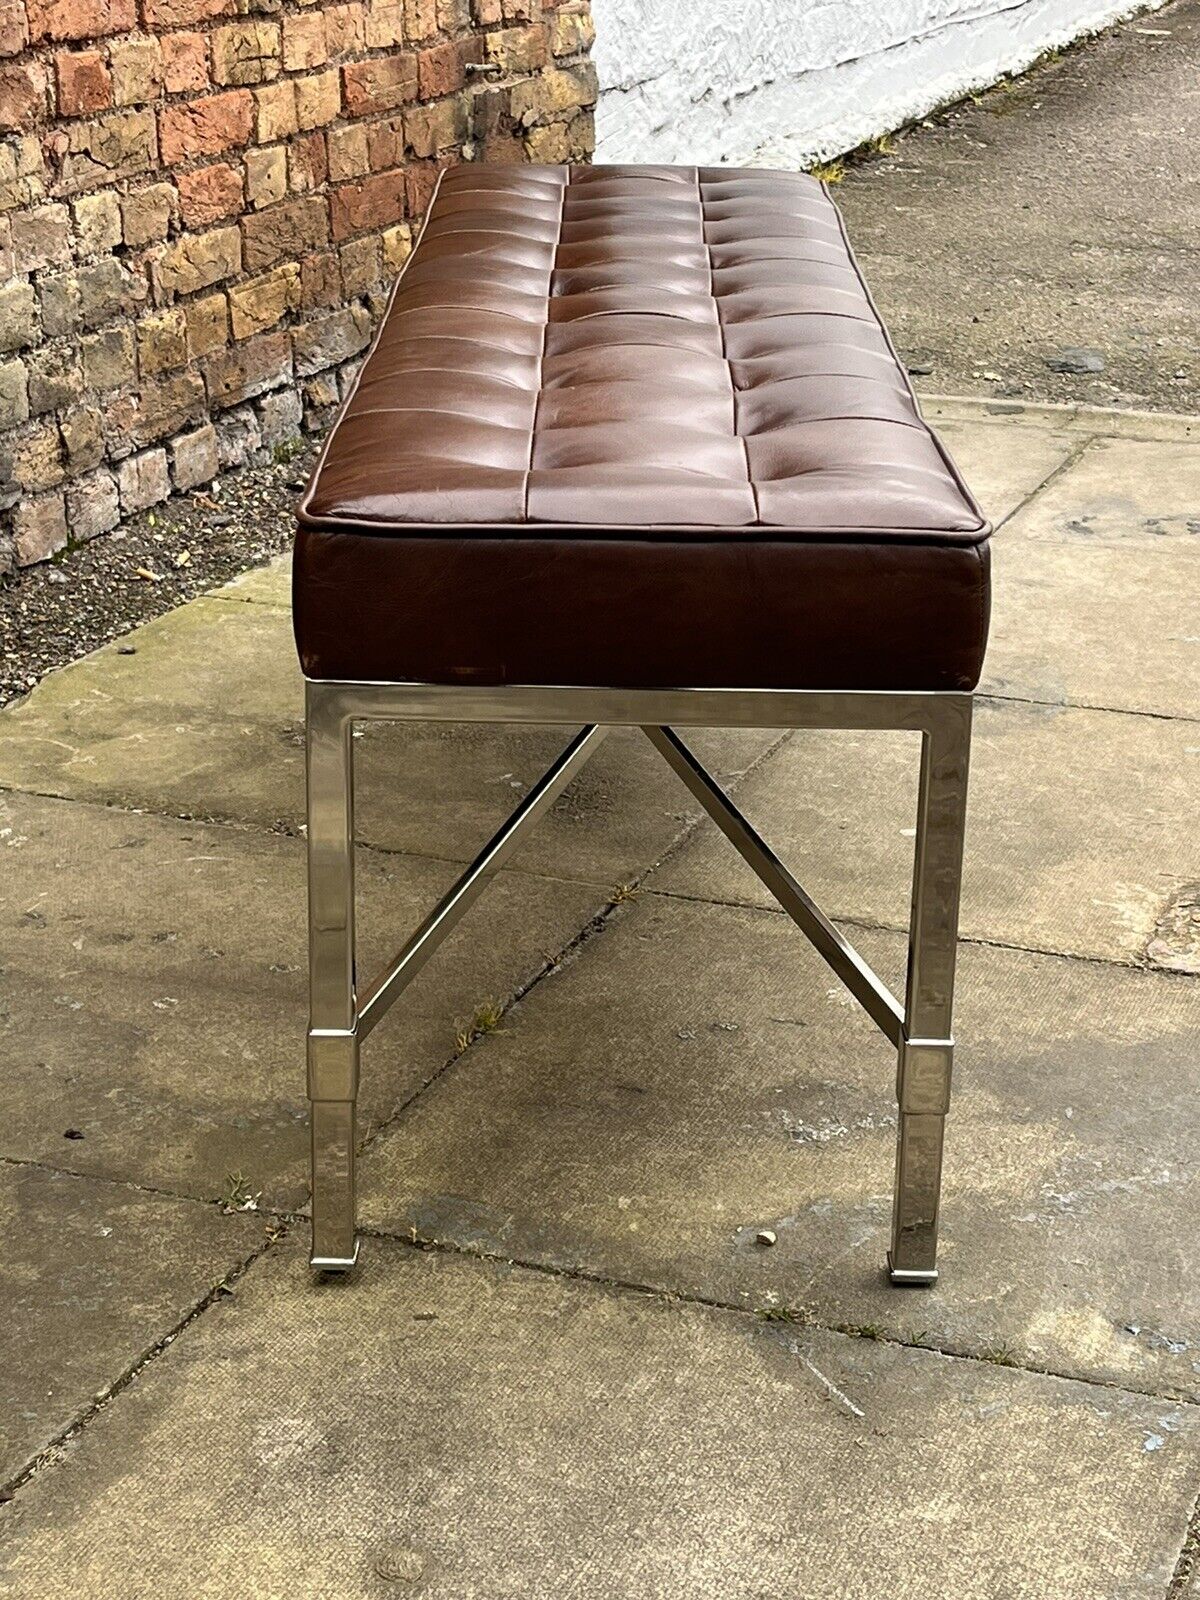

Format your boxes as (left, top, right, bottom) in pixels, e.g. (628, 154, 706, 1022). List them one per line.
(295, 163, 991, 690)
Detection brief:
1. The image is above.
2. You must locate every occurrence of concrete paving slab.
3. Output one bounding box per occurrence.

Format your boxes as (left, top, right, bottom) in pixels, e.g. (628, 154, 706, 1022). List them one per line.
(0, 789, 601, 1205)
(649, 696, 1197, 965)
(981, 435, 1200, 717)
(1004, 436, 1200, 547)
(360, 893, 1200, 1399)
(837, 0, 1200, 413)
(0, 1161, 262, 1484)
(208, 553, 290, 608)
(2, 1235, 1197, 1599)
(0, 600, 776, 889)
(932, 417, 1076, 525)
(983, 535, 1200, 720)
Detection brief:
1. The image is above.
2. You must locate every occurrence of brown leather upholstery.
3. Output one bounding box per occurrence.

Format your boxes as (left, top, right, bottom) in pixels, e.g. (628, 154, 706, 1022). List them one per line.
(295, 163, 990, 690)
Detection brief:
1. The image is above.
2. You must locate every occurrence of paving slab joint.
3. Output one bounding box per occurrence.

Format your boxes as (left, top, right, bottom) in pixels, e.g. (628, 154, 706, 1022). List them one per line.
(358, 1222, 1200, 1413)
(920, 394, 1200, 442)
(0, 1227, 287, 1504)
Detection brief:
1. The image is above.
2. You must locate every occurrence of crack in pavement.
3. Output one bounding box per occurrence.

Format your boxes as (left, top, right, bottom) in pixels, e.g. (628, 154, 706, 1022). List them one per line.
(355, 1219, 1200, 1412)
(0, 1228, 287, 1504)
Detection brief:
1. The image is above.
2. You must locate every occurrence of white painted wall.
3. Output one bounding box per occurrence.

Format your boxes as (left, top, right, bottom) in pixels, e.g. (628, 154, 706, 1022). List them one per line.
(592, 0, 1163, 166)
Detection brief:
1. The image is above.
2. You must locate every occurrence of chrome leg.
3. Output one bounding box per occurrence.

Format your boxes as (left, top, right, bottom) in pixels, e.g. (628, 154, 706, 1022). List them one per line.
(297, 678, 976, 1286)
(888, 696, 973, 1284)
(306, 680, 360, 1271)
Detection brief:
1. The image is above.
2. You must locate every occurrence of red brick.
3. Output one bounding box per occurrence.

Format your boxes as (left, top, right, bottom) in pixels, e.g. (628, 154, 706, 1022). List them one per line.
(405, 157, 440, 220)
(142, 0, 232, 25)
(293, 303, 370, 374)
(404, 97, 464, 157)
(299, 250, 341, 310)
(245, 144, 285, 207)
(341, 54, 416, 118)
(159, 89, 253, 164)
(177, 161, 243, 227)
(326, 123, 368, 182)
(209, 20, 280, 89)
(57, 109, 154, 192)
(485, 22, 548, 73)
(365, 113, 403, 171)
(27, 0, 135, 41)
(154, 224, 240, 297)
(295, 67, 339, 130)
(365, 2, 403, 49)
(325, 2, 366, 55)
(288, 131, 327, 193)
(329, 167, 404, 241)
(549, 5, 594, 56)
(339, 232, 380, 296)
(14, 493, 68, 565)
(281, 11, 326, 72)
(55, 49, 111, 116)
(241, 193, 326, 271)
(202, 327, 290, 407)
(405, 0, 438, 41)
(0, 61, 48, 130)
(254, 80, 297, 141)
(417, 37, 476, 101)
(109, 36, 163, 106)
(162, 30, 209, 95)
(0, 0, 30, 55)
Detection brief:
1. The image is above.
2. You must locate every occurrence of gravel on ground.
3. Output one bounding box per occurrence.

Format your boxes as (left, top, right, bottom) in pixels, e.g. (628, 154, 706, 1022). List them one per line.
(0, 445, 317, 710)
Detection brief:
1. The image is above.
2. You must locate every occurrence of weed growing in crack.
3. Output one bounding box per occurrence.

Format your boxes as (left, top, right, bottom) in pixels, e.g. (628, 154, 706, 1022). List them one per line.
(976, 1343, 1022, 1368)
(758, 1304, 814, 1327)
(454, 998, 506, 1053)
(219, 1171, 262, 1214)
(607, 883, 641, 906)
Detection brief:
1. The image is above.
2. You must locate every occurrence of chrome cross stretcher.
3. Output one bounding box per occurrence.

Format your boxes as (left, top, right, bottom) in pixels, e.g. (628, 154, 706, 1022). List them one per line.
(305, 681, 971, 1287)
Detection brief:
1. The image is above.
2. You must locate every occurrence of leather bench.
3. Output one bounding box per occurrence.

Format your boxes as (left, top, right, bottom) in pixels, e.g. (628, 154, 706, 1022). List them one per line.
(295, 163, 991, 1286)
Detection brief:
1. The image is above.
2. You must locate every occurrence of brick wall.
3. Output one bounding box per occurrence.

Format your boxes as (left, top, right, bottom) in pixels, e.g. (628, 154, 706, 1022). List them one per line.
(0, 0, 596, 567)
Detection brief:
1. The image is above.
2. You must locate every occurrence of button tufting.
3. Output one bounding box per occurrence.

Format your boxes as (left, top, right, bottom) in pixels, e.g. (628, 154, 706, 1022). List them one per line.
(302, 163, 985, 538)
(295, 164, 991, 694)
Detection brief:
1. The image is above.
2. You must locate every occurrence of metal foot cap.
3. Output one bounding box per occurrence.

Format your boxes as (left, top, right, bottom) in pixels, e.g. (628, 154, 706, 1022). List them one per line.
(311, 1238, 360, 1274)
(887, 1253, 938, 1287)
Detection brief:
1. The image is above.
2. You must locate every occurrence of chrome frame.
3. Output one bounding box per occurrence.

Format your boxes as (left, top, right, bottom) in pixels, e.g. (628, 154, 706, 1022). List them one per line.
(306, 680, 972, 1285)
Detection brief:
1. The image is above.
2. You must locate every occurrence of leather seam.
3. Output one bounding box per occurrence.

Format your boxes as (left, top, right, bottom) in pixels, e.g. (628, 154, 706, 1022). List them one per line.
(297, 163, 452, 529)
(524, 168, 570, 521)
(821, 179, 990, 539)
(298, 513, 989, 543)
(700, 167, 759, 524)
(334, 407, 933, 439)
